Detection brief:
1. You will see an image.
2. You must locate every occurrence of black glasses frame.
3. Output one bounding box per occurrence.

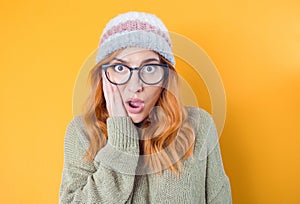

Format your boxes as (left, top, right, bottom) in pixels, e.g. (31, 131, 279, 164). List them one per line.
(102, 63, 169, 85)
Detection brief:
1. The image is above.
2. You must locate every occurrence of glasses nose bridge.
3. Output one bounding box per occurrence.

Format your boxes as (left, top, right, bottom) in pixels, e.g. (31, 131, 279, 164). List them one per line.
(128, 66, 142, 79)
(128, 66, 142, 83)
(129, 66, 142, 72)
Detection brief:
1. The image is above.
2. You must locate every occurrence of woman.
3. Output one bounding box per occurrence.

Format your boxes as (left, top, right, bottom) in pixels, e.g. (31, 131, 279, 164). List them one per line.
(59, 11, 232, 203)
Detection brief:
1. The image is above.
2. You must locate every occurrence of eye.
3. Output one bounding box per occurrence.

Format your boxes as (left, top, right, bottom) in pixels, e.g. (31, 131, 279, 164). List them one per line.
(143, 65, 157, 74)
(113, 64, 127, 73)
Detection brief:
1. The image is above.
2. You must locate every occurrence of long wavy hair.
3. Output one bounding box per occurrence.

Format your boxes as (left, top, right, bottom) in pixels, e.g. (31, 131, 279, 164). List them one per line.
(82, 49, 195, 174)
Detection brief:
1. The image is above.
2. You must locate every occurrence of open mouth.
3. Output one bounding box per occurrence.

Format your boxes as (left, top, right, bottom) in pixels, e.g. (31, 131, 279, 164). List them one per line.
(126, 98, 145, 114)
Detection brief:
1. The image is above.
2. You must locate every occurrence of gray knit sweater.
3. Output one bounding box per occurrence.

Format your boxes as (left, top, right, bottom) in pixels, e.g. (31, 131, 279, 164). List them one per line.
(59, 106, 232, 203)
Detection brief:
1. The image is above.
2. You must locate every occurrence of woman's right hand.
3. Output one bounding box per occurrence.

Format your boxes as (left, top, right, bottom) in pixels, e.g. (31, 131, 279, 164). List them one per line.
(102, 71, 128, 117)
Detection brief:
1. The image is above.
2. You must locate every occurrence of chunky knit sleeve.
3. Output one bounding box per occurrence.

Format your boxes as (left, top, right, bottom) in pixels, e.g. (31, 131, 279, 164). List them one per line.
(205, 116, 232, 204)
(59, 116, 140, 204)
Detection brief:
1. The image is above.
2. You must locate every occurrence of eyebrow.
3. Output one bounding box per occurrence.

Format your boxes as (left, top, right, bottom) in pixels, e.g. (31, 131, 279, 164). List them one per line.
(112, 57, 160, 64)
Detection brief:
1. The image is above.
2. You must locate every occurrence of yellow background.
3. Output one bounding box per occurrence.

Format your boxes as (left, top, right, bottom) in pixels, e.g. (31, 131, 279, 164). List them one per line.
(1, 0, 299, 203)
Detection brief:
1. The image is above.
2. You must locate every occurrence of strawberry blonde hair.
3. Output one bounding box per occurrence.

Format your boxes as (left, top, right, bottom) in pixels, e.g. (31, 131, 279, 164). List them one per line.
(82, 49, 195, 174)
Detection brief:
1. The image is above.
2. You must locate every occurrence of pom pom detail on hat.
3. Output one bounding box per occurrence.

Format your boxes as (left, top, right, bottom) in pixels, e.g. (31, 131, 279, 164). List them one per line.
(96, 11, 175, 65)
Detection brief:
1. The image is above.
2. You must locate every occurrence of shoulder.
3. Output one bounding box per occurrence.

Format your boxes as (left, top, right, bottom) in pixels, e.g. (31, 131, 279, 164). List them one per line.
(66, 114, 86, 132)
(185, 106, 213, 121)
(185, 106, 214, 134)
(64, 114, 90, 150)
(184, 106, 216, 157)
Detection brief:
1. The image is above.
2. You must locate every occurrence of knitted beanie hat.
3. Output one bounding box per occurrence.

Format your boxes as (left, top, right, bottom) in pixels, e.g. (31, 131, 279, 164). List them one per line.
(96, 11, 175, 65)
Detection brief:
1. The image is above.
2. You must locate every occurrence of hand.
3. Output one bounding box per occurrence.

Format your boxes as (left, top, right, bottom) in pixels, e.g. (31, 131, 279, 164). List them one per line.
(102, 72, 128, 117)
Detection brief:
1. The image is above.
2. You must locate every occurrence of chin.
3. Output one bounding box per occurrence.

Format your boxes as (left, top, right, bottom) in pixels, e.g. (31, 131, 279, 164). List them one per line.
(129, 113, 146, 124)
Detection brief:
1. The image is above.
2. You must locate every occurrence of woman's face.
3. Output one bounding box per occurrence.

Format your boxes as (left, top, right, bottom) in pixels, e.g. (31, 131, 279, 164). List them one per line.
(106, 47, 164, 123)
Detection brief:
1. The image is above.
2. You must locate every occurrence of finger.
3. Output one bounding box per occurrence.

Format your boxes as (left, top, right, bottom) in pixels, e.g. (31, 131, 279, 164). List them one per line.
(114, 85, 127, 116)
(102, 72, 114, 114)
(102, 72, 126, 116)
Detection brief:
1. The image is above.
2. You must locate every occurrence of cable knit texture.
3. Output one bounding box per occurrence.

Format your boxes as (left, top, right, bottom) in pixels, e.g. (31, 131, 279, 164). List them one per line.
(59, 106, 232, 203)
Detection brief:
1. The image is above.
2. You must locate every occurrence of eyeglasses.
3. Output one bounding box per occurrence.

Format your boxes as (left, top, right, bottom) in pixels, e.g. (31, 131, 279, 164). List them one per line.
(102, 63, 169, 85)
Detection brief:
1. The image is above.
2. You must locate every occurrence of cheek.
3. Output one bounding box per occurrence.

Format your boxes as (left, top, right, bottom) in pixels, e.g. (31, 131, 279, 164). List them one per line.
(146, 87, 162, 106)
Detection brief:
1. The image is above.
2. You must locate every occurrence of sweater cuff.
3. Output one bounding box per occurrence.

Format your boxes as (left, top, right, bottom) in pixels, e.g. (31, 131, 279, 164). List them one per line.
(94, 117, 140, 175)
(106, 116, 139, 152)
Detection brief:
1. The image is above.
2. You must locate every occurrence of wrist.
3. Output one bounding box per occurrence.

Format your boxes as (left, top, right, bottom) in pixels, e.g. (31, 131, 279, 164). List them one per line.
(106, 116, 139, 153)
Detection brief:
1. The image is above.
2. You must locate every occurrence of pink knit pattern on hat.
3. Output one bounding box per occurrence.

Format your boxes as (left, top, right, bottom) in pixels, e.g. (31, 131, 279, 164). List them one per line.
(96, 11, 175, 65)
(100, 19, 171, 47)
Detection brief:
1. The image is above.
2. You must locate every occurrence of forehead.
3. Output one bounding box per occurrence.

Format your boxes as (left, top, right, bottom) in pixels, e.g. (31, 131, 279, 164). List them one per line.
(115, 47, 159, 62)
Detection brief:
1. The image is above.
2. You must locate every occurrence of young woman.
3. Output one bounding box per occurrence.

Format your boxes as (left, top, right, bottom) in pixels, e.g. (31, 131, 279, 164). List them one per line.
(59, 11, 232, 203)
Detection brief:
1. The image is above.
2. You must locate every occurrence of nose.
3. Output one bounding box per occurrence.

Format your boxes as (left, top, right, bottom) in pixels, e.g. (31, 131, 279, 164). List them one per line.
(127, 70, 143, 92)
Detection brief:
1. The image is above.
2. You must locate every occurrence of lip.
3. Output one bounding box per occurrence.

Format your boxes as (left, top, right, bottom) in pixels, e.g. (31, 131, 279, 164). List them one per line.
(126, 98, 144, 103)
(125, 98, 145, 114)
